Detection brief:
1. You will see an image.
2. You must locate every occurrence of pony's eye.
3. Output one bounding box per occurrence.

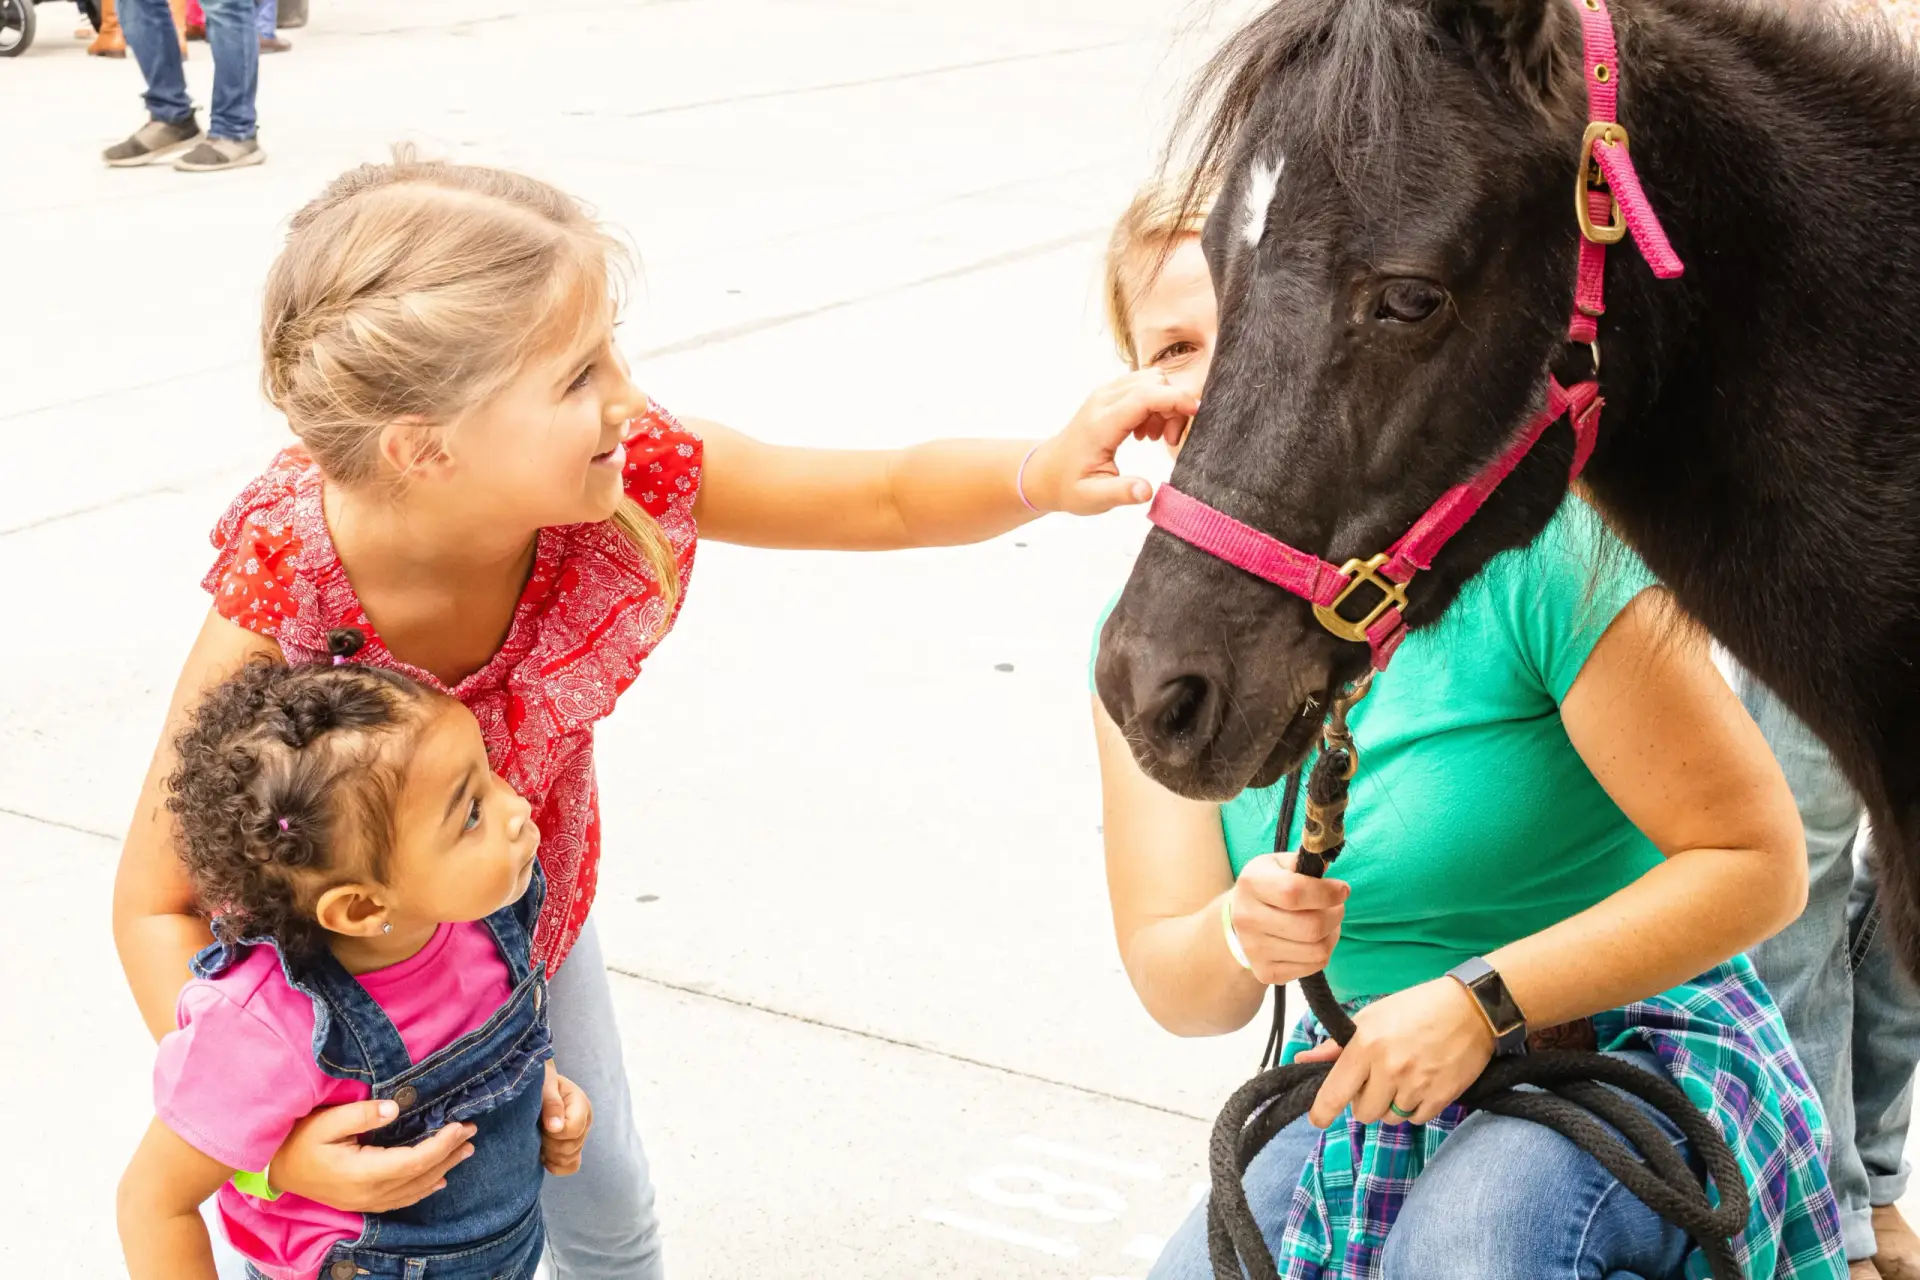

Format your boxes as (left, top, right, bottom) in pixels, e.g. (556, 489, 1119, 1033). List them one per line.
(1375, 280, 1446, 324)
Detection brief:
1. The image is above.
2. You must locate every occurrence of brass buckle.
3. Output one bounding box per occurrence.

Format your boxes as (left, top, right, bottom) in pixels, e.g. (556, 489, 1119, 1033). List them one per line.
(1311, 554, 1409, 644)
(1575, 122, 1629, 245)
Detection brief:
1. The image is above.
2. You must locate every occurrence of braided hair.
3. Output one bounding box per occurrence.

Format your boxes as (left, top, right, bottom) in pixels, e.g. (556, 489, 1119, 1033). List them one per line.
(165, 628, 440, 957)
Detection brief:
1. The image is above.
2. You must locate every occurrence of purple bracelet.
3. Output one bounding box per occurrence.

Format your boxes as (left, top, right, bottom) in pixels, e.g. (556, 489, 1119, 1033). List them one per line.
(1015, 445, 1042, 513)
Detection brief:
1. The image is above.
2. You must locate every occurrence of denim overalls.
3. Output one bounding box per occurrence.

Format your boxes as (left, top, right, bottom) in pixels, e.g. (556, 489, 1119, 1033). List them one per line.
(193, 873, 553, 1280)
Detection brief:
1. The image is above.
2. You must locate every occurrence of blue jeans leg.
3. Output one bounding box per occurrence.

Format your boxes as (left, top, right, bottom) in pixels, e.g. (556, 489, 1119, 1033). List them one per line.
(1149, 1053, 1691, 1280)
(198, 0, 258, 139)
(540, 917, 665, 1280)
(1849, 835, 1920, 1210)
(254, 0, 275, 40)
(117, 0, 192, 125)
(1738, 666, 1889, 1258)
(1148, 1114, 1323, 1280)
(1380, 1052, 1693, 1280)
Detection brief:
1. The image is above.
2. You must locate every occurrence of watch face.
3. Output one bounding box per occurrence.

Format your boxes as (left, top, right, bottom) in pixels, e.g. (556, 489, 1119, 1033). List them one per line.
(1471, 971, 1525, 1037)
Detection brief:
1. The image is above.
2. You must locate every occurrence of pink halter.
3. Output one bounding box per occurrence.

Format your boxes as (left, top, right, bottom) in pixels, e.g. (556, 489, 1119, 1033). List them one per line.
(1149, 0, 1683, 670)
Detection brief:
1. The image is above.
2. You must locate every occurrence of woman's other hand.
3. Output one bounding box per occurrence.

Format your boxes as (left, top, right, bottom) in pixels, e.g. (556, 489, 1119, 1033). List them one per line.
(1228, 852, 1349, 986)
(269, 1100, 476, 1212)
(1297, 977, 1496, 1127)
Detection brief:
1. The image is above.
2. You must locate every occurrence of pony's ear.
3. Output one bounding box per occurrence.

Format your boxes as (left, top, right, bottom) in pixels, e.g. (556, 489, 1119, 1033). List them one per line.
(1434, 0, 1576, 104)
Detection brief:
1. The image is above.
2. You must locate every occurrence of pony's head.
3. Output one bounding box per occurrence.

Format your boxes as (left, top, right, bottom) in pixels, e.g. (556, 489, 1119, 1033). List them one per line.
(1096, 0, 1619, 798)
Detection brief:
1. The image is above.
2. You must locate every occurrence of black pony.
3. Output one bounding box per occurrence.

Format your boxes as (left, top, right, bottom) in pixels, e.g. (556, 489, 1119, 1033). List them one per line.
(1095, 0, 1920, 964)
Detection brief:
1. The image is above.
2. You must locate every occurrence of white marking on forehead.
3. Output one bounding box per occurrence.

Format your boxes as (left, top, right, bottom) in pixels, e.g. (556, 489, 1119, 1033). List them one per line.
(1241, 155, 1285, 248)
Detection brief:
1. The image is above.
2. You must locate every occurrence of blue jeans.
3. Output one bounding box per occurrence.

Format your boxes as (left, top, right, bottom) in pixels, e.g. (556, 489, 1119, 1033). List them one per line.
(208, 918, 665, 1280)
(1149, 1052, 1693, 1280)
(1737, 668, 1920, 1261)
(117, 0, 258, 140)
(255, 0, 275, 40)
(538, 915, 666, 1279)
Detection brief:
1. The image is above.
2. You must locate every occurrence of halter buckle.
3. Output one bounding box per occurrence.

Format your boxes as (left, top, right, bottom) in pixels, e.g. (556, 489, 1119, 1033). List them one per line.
(1576, 122, 1630, 245)
(1311, 554, 1409, 644)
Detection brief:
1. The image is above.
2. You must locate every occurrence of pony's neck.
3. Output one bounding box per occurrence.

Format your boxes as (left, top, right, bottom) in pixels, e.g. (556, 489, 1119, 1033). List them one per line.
(1578, 0, 1920, 720)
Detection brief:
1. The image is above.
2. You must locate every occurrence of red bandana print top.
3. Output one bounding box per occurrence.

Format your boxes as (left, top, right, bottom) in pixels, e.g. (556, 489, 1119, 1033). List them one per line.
(202, 404, 702, 973)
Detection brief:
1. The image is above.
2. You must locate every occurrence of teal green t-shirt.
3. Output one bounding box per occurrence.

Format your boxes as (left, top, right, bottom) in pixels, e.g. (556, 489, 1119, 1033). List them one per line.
(1093, 500, 1662, 1001)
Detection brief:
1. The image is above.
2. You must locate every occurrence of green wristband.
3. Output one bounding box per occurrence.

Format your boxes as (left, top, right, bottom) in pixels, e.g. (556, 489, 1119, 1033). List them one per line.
(231, 1168, 279, 1201)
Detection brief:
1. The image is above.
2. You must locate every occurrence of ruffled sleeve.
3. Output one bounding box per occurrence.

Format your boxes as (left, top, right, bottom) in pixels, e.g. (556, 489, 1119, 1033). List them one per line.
(201, 449, 309, 638)
(620, 402, 702, 597)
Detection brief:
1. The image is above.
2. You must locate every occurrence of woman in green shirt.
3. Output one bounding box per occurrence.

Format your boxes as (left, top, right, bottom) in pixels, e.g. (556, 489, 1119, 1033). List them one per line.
(1095, 181, 1843, 1279)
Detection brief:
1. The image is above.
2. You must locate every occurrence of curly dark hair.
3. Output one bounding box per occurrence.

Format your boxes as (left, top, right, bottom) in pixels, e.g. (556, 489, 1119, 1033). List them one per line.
(166, 629, 441, 957)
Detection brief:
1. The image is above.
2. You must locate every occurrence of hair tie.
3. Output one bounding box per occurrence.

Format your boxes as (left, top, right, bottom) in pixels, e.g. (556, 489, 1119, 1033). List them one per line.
(326, 626, 367, 666)
(277, 817, 290, 832)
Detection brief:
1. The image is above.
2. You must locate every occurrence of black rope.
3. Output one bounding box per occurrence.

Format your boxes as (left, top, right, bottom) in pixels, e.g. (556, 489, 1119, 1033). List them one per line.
(1258, 767, 1305, 1073)
(1210, 708, 1748, 1280)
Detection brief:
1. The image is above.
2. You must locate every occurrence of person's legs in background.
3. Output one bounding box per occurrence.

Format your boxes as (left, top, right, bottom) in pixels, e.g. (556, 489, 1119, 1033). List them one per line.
(539, 917, 666, 1280)
(105, 0, 205, 165)
(1738, 665, 1920, 1277)
(255, 0, 288, 53)
(1849, 835, 1920, 1279)
(87, 0, 125, 57)
(166, 0, 263, 171)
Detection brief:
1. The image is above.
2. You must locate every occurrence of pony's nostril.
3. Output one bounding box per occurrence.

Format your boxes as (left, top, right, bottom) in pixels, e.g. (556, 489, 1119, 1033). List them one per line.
(1149, 674, 1223, 749)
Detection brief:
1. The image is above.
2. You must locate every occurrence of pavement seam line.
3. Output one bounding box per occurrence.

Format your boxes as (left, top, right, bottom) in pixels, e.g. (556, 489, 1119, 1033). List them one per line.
(604, 963, 1211, 1123)
(0, 806, 120, 842)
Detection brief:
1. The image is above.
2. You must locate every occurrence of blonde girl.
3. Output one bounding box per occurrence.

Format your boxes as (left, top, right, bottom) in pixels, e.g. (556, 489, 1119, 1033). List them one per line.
(114, 152, 1195, 1279)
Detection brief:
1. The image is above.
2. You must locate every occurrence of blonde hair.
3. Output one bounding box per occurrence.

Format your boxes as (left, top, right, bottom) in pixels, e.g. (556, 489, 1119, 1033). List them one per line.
(1102, 174, 1218, 368)
(261, 148, 679, 607)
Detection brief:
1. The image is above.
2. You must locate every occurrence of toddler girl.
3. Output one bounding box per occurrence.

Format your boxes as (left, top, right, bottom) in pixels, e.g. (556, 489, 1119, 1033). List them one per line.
(117, 630, 591, 1280)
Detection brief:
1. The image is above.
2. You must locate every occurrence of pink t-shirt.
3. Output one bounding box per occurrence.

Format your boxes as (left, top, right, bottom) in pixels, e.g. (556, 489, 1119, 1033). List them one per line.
(154, 922, 514, 1280)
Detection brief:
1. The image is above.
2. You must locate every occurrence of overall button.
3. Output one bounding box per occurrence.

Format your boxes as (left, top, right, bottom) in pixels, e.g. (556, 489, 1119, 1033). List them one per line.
(391, 1085, 418, 1109)
(533, 983, 543, 1012)
(328, 1261, 357, 1280)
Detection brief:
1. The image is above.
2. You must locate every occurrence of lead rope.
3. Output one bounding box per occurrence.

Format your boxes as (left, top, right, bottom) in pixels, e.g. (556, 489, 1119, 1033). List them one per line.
(1209, 680, 1749, 1280)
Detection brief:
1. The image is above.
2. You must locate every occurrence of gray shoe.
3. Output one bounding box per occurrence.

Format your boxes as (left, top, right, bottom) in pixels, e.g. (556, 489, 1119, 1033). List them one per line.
(173, 137, 266, 172)
(102, 116, 202, 167)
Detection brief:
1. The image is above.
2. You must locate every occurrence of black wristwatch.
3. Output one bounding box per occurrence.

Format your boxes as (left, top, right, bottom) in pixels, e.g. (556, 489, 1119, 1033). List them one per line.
(1447, 956, 1529, 1057)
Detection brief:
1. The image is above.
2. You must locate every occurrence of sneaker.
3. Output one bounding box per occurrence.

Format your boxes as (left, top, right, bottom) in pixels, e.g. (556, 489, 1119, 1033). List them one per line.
(173, 137, 265, 172)
(102, 116, 203, 167)
(259, 34, 289, 51)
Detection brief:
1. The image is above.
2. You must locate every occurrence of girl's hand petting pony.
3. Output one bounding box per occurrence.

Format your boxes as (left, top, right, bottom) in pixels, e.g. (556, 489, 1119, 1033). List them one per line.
(1026, 370, 1197, 512)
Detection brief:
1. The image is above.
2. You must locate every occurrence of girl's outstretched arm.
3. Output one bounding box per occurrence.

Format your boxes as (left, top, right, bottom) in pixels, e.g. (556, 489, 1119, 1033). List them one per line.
(691, 372, 1197, 549)
(118, 1119, 235, 1280)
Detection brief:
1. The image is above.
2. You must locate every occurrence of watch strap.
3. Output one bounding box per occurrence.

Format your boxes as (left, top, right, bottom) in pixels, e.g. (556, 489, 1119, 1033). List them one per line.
(1447, 956, 1529, 1057)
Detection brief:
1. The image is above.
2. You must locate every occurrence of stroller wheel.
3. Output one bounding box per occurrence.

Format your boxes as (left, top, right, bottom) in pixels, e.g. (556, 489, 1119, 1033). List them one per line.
(0, 0, 36, 56)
